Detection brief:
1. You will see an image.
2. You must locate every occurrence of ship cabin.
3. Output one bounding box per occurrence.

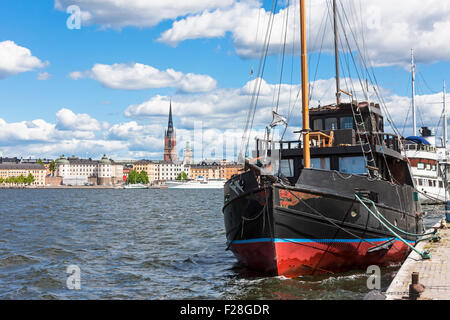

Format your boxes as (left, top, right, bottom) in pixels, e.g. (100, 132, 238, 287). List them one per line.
(255, 101, 414, 187)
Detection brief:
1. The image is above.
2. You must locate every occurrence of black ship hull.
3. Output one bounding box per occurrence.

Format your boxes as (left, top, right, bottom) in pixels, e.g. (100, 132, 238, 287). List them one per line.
(223, 168, 423, 277)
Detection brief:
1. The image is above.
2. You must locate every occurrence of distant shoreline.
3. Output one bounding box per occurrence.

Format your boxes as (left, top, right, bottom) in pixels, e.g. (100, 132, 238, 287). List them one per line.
(0, 185, 122, 190)
(0, 185, 169, 190)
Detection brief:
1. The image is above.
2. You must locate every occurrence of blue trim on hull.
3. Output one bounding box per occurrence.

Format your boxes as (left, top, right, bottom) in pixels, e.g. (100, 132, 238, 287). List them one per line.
(229, 238, 416, 245)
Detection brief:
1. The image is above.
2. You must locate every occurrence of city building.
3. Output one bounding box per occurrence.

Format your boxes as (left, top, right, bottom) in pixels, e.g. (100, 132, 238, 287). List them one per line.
(21, 158, 54, 176)
(132, 160, 156, 182)
(154, 162, 190, 182)
(190, 161, 222, 181)
(0, 163, 46, 186)
(56, 154, 124, 186)
(0, 157, 20, 164)
(132, 160, 190, 183)
(164, 101, 178, 163)
(189, 160, 242, 181)
(223, 163, 242, 180)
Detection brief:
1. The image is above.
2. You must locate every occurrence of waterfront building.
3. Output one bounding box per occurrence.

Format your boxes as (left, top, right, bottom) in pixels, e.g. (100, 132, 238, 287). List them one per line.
(0, 157, 20, 164)
(56, 154, 123, 186)
(223, 163, 242, 180)
(189, 160, 242, 181)
(132, 160, 190, 183)
(155, 162, 190, 182)
(190, 161, 222, 181)
(21, 158, 54, 176)
(132, 160, 156, 182)
(0, 163, 46, 186)
(164, 102, 178, 163)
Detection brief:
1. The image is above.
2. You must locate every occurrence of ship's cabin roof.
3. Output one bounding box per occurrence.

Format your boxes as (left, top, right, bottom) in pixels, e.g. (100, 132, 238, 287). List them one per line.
(309, 101, 384, 133)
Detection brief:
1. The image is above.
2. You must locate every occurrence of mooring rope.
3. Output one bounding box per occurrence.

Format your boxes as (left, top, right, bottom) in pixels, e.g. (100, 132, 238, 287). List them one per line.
(354, 194, 433, 259)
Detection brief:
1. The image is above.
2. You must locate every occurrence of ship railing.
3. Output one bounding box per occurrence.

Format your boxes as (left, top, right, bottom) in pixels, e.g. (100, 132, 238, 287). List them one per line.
(356, 133, 402, 154)
(255, 139, 301, 154)
(405, 144, 436, 153)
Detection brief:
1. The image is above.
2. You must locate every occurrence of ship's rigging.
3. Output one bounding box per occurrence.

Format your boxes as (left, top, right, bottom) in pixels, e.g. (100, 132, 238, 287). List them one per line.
(240, 0, 406, 182)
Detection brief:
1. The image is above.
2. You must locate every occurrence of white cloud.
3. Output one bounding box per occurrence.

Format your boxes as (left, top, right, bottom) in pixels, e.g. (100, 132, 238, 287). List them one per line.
(54, 0, 235, 29)
(0, 41, 48, 79)
(2, 80, 448, 160)
(159, 0, 450, 67)
(56, 108, 101, 131)
(70, 63, 217, 93)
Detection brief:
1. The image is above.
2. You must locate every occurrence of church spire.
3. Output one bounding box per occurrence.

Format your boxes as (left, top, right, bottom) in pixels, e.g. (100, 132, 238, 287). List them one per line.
(166, 99, 174, 138)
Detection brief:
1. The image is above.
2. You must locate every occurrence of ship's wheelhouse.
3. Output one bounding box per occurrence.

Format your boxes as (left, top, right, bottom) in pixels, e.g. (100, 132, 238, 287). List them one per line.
(255, 101, 414, 187)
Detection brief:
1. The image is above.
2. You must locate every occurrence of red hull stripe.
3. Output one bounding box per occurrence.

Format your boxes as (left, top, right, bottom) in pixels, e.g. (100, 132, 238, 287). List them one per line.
(231, 238, 412, 277)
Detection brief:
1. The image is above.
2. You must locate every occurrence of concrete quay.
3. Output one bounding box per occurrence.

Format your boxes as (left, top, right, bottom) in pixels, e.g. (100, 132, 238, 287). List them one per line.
(386, 220, 450, 300)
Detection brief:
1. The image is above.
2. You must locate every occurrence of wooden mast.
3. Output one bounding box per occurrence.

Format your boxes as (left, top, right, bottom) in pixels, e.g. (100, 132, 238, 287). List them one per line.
(300, 0, 311, 168)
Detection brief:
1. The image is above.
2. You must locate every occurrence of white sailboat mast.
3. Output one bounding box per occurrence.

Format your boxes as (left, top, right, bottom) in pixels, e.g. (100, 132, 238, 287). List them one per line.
(444, 80, 448, 149)
(411, 49, 417, 136)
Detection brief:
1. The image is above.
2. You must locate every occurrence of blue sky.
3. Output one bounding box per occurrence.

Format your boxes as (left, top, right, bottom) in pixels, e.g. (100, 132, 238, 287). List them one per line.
(1, 0, 450, 160)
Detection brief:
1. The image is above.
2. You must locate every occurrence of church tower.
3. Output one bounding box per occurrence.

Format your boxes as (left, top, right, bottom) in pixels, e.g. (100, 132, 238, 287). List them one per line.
(164, 101, 178, 163)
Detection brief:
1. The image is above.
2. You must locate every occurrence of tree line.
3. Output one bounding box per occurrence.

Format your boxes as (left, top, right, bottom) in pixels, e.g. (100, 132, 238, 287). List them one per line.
(127, 170, 149, 184)
(0, 174, 35, 185)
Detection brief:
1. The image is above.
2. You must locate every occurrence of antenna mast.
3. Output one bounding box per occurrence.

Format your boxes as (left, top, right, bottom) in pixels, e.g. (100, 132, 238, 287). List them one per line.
(444, 80, 448, 149)
(411, 49, 417, 136)
(333, 0, 341, 105)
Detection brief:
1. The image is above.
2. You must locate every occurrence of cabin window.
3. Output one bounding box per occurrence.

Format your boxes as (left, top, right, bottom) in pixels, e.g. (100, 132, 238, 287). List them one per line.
(311, 158, 330, 170)
(339, 156, 367, 175)
(340, 117, 354, 129)
(426, 164, 431, 171)
(313, 119, 323, 131)
(279, 159, 294, 178)
(432, 164, 436, 171)
(417, 163, 425, 170)
(429, 180, 433, 187)
(378, 116, 384, 132)
(418, 179, 423, 186)
(325, 118, 338, 130)
(439, 181, 443, 188)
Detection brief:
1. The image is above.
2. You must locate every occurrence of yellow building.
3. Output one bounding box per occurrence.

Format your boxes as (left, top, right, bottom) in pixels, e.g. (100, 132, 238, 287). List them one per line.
(190, 161, 243, 181)
(223, 164, 242, 180)
(0, 163, 47, 186)
(132, 160, 156, 182)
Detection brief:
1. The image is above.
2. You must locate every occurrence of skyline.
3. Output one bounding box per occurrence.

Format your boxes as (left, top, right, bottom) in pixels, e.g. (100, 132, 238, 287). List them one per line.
(1, 0, 450, 160)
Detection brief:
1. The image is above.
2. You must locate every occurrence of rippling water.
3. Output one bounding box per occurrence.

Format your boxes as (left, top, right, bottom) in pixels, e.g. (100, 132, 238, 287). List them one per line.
(0, 189, 443, 300)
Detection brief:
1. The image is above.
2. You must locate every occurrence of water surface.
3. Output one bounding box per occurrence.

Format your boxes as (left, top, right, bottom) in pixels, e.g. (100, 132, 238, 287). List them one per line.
(0, 189, 443, 300)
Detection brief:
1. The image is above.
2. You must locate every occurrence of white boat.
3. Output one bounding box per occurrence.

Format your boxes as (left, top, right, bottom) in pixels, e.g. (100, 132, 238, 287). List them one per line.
(405, 135, 449, 204)
(404, 51, 450, 205)
(166, 178, 225, 189)
(124, 184, 149, 189)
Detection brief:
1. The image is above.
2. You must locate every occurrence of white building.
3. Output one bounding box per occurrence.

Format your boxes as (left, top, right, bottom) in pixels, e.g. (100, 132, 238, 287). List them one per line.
(154, 161, 190, 182)
(56, 155, 124, 186)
